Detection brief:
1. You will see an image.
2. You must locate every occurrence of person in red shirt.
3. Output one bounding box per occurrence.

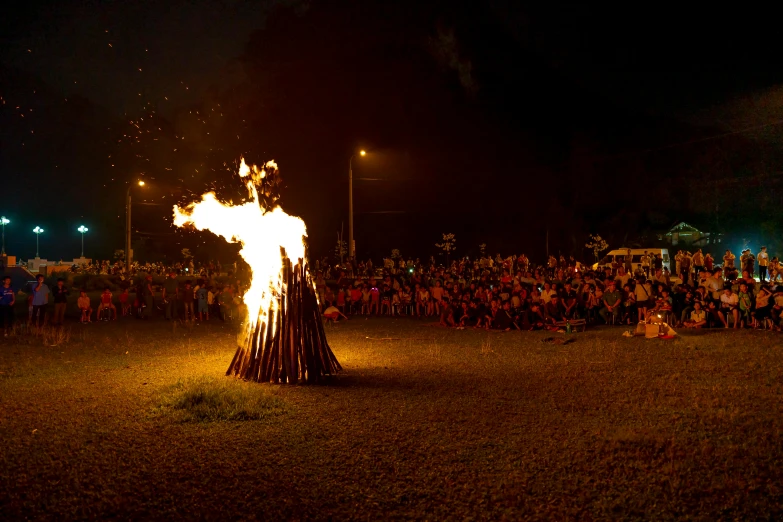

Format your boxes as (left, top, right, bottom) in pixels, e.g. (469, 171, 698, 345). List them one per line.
(97, 287, 117, 320)
(349, 286, 362, 315)
(369, 285, 380, 315)
(119, 288, 130, 316)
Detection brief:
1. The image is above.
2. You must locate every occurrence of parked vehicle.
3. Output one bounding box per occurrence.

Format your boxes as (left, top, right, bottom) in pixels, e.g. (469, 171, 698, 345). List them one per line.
(592, 248, 671, 274)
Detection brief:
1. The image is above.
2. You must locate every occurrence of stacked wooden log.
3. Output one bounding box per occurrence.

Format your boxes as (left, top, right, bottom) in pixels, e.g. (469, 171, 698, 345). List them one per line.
(226, 249, 341, 384)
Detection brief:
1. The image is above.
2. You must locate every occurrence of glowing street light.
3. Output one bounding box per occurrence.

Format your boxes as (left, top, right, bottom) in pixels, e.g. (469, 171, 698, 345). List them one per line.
(33, 226, 44, 258)
(77, 225, 89, 258)
(0, 216, 9, 255)
(348, 150, 368, 259)
(126, 180, 147, 268)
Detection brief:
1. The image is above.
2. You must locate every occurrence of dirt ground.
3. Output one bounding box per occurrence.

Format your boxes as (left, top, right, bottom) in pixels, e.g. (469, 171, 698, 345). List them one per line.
(1, 317, 782, 520)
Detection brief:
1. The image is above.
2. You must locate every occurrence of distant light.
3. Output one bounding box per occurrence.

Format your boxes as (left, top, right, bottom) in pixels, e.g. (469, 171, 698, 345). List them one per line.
(78, 225, 89, 233)
(0, 216, 9, 225)
(138, 180, 146, 186)
(360, 150, 366, 156)
(33, 226, 44, 234)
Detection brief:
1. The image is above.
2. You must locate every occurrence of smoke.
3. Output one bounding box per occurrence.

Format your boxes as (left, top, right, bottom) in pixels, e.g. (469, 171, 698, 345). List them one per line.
(429, 26, 477, 95)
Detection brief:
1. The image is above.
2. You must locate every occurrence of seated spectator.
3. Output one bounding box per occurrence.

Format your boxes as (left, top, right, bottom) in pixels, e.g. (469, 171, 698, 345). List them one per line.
(492, 301, 517, 331)
(77, 290, 93, 323)
(678, 290, 695, 327)
(719, 287, 740, 329)
(599, 281, 622, 324)
(737, 283, 753, 327)
(772, 289, 783, 330)
(440, 298, 457, 327)
(97, 287, 117, 320)
(683, 301, 707, 328)
(753, 284, 773, 328)
(544, 295, 565, 324)
(561, 282, 578, 318)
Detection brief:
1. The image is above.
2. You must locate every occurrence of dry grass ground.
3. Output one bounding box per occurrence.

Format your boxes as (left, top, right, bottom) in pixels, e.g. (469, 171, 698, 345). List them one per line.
(1, 317, 782, 520)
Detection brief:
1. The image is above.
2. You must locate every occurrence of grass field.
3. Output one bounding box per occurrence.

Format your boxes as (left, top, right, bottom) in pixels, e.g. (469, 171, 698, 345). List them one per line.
(1, 317, 782, 520)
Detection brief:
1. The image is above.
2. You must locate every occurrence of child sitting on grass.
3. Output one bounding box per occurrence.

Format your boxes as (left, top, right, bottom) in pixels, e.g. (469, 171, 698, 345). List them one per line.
(77, 290, 93, 323)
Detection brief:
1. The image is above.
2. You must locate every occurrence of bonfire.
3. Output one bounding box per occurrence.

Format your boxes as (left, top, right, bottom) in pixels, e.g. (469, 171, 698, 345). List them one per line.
(173, 158, 341, 384)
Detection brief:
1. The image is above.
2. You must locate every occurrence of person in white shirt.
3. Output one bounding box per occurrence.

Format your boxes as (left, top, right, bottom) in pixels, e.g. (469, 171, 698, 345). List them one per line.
(718, 288, 739, 329)
(641, 252, 651, 277)
(758, 246, 769, 282)
(615, 267, 631, 288)
(541, 283, 557, 304)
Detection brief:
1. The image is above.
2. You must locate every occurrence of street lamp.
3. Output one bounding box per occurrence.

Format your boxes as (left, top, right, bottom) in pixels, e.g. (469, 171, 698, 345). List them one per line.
(126, 180, 146, 269)
(33, 226, 44, 258)
(348, 150, 367, 259)
(77, 225, 89, 258)
(0, 216, 9, 255)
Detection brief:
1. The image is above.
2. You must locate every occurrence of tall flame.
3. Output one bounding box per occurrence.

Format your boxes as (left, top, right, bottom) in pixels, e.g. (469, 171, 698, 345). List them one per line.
(173, 158, 306, 336)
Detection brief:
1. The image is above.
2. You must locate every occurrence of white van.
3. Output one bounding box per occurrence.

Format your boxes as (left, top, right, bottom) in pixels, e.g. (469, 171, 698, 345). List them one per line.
(591, 248, 671, 274)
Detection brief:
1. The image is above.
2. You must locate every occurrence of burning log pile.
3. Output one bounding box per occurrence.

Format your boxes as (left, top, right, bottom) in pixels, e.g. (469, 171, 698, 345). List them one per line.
(227, 253, 341, 383)
(174, 158, 341, 384)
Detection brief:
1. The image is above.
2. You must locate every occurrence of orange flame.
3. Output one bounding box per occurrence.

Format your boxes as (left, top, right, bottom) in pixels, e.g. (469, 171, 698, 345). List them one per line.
(173, 158, 306, 339)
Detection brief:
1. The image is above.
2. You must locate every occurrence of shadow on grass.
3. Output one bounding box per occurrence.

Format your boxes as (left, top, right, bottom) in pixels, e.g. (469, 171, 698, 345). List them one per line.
(152, 376, 287, 422)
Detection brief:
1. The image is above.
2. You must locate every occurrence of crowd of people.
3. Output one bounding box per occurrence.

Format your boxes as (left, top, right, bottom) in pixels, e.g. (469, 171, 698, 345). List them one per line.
(3, 246, 782, 337)
(315, 247, 783, 332)
(0, 269, 247, 336)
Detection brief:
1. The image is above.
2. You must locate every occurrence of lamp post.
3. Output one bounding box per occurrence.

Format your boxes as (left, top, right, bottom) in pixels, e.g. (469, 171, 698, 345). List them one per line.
(77, 225, 89, 258)
(348, 150, 366, 259)
(126, 180, 146, 270)
(33, 226, 44, 258)
(0, 216, 9, 255)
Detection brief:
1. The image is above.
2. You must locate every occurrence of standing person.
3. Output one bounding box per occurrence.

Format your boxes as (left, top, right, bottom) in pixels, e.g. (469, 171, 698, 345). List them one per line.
(182, 281, 194, 321)
(641, 251, 651, 278)
(207, 286, 217, 318)
(30, 274, 50, 327)
(635, 277, 653, 321)
(0, 276, 15, 337)
(692, 249, 704, 278)
(704, 252, 714, 273)
(653, 253, 663, 273)
(743, 249, 756, 279)
(143, 275, 155, 319)
(51, 278, 69, 326)
(758, 246, 769, 282)
(723, 250, 737, 281)
(679, 252, 691, 285)
(162, 270, 179, 320)
(119, 287, 130, 316)
(723, 249, 735, 269)
(196, 284, 209, 321)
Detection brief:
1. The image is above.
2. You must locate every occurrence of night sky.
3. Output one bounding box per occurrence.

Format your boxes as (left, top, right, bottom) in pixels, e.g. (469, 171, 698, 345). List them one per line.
(2, 2, 783, 263)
